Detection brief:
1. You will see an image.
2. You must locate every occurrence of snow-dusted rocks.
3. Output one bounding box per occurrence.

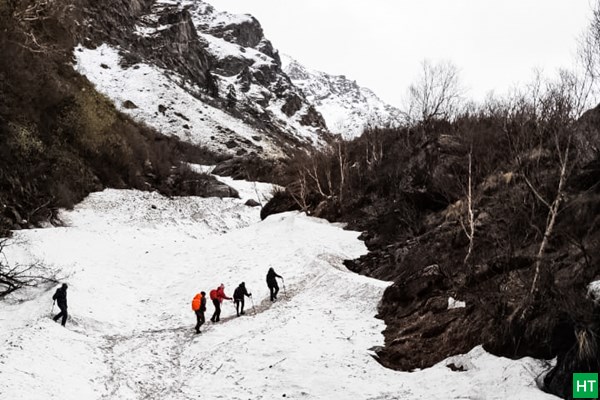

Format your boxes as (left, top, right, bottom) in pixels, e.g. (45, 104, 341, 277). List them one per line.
(75, 44, 281, 157)
(588, 280, 600, 303)
(75, 0, 331, 158)
(448, 296, 466, 310)
(188, 1, 329, 146)
(283, 55, 404, 139)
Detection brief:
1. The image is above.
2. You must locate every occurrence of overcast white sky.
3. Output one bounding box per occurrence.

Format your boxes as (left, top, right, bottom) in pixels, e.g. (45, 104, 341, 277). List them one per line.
(208, 0, 594, 108)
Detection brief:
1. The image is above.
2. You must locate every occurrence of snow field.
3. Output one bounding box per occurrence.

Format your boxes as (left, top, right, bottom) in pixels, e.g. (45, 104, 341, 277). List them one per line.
(0, 182, 557, 399)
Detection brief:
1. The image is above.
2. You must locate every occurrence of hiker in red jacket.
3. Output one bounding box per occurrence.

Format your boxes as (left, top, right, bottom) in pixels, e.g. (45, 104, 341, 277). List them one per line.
(210, 284, 232, 323)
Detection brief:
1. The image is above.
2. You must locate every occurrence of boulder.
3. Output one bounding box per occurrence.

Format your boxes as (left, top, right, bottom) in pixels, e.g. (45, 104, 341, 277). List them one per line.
(245, 199, 260, 207)
(204, 181, 239, 198)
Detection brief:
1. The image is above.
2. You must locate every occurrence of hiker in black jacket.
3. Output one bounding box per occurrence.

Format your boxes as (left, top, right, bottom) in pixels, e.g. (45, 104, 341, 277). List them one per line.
(52, 283, 68, 326)
(233, 282, 252, 316)
(266, 268, 283, 302)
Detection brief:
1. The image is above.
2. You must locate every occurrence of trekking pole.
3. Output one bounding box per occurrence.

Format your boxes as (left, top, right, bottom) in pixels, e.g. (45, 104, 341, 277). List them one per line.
(282, 279, 287, 299)
(250, 295, 256, 315)
(51, 300, 55, 315)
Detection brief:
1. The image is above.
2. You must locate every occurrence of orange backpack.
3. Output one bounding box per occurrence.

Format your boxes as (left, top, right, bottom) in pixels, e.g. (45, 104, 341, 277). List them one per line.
(191, 293, 202, 311)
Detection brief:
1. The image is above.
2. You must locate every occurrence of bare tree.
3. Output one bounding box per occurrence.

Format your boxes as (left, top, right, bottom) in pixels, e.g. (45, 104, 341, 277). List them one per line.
(288, 169, 310, 213)
(337, 141, 348, 205)
(0, 238, 58, 298)
(8, 0, 65, 54)
(461, 145, 475, 266)
(510, 73, 581, 301)
(403, 59, 465, 124)
(528, 134, 572, 296)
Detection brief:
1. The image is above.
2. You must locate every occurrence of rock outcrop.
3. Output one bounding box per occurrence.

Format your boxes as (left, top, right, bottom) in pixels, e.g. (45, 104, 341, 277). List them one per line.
(189, 2, 331, 148)
(80, 0, 212, 89)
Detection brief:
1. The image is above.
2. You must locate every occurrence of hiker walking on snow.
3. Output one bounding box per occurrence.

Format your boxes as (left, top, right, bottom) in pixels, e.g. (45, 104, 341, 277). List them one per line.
(52, 283, 68, 326)
(210, 284, 231, 323)
(233, 282, 252, 316)
(266, 268, 283, 302)
(192, 291, 207, 334)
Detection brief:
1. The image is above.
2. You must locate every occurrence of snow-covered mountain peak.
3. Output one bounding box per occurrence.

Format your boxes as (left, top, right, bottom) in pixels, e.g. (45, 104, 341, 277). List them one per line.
(282, 54, 404, 139)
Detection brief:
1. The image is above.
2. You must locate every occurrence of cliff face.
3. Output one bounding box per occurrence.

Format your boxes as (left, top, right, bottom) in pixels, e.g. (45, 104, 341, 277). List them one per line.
(79, 0, 211, 88)
(189, 2, 330, 147)
(73, 0, 331, 158)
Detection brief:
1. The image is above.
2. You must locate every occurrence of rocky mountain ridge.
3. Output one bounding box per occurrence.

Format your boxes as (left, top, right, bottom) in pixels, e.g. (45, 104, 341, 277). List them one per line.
(76, 0, 330, 158)
(282, 55, 404, 139)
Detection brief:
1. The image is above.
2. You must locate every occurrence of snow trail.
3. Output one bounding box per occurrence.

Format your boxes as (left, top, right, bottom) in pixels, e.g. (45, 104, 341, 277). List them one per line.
(0, 186, 556, 399)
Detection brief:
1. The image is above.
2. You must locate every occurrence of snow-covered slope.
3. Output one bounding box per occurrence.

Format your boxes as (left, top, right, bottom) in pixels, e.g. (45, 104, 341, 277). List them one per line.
(0, 186, 555, 399)
(75, 44, 285, 157)
(75, 0, 329, 158)
(283, 55, 404, 139)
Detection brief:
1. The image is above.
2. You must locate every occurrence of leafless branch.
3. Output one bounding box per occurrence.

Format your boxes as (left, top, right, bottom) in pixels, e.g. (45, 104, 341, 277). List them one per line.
(529, 134, 571, 296)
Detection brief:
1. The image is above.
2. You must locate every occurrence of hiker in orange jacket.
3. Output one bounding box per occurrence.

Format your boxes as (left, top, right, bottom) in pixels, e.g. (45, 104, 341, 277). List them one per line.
(210, 284, 232, 323)
(192, 291, 207, 334)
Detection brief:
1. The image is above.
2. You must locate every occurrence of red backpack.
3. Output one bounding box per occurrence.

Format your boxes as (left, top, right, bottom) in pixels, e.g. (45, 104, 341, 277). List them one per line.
(209, 289, 217, 300)
(191, 293, 202, 311)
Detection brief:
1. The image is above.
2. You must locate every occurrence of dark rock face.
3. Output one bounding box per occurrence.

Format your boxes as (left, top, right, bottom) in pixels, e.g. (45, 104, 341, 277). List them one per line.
(260, 190, 301, 220)
(575, 104, 600, 164)
(79, 0, 211, 88)
(207, 15, 263, 50)
(217, 56, 248, 77)
(300, 105, 328, 128)
(212, 156, 286, 183)
(150, 9, 209, 87)
(281, 94, 302, 117)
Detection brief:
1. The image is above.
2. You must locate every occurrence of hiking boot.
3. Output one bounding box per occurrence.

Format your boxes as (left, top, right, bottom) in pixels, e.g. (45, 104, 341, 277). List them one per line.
(240, 311, 245, 315)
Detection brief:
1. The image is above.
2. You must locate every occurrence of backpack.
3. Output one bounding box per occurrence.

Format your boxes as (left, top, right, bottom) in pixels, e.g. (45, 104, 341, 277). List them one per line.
(192, 293, 202, 311)
(209, 289, 217, 300)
